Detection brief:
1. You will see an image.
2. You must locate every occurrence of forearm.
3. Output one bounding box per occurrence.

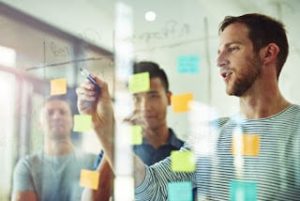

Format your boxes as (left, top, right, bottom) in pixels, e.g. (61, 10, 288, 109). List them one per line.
(93, 113, 115, 169)
(12, 191, 38, 201)
(134, 155, 146, 187)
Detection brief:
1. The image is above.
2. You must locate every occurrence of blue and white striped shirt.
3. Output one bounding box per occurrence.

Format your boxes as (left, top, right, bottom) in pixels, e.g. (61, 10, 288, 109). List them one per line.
(135, 104, 300, 200)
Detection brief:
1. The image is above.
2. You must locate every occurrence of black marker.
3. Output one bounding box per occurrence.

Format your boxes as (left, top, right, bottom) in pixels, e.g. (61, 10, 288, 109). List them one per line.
(79, 68, 101, 93)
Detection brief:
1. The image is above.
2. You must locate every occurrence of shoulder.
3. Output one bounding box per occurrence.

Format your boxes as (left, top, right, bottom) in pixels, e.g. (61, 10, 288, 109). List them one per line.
(168, 128, 185, 148)
(16, 153, 43, 168)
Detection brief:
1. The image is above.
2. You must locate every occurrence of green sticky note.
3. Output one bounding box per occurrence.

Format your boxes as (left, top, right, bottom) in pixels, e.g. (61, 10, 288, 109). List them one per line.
(168, 182, 193, 201)
(230, 180, 257, 201)
(73, 114, 92, 132)
(131, 125, 142, 145)
(128, 72, 150, 93)
(171, 151, 196, 172)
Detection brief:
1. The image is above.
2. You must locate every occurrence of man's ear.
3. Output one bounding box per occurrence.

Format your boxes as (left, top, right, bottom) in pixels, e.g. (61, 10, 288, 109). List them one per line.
(167, 91, 172, 106)
(261, 43, 280, 65)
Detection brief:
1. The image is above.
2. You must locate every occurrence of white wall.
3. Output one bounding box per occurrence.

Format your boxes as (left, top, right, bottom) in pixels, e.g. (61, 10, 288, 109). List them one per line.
(3, 0, 300, 140)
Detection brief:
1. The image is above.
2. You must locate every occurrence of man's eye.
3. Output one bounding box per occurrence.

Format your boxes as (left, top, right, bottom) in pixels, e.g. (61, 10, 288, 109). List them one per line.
(60, 110, 66, 115)
(149, 94, 159, 99)
(47, 110, 54, 116)
(228, 46, 239, 52)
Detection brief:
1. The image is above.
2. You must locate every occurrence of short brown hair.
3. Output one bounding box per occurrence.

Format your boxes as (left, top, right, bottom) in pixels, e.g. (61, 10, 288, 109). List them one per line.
(219, 13, 289, 78)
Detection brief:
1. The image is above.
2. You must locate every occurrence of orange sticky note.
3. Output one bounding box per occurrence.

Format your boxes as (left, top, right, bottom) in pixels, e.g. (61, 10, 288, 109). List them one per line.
(171, 93, 193, 112)
(80, 169, 99, 190)
(232, 134, 260, 156)
(131, 125, 143, 145)
(171, 150, 196, 172)
(50, 78, 67, 95)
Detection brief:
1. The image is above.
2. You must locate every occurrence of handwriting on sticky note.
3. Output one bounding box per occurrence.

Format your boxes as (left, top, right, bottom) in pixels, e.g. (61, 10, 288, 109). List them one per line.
(177, 55, 200, 74)
(230, 180, 257, 201)
(232, 134, 260, 156)
(80, 169, 99, 190)
(171, 93, 193, 112)
(168, 182, 193, 201)
(131, 125, 142, 145)
(171, 150, 196, 172)
(73, 114, 92, 132)
(128, 72, 150, 93)
(50, 78, 67, 95)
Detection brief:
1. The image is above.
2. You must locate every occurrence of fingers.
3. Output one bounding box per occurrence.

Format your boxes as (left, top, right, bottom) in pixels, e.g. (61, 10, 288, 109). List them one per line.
(76, 81, 97, 114)
(91, 75, 110, 98)
(76, 75, 112, 115)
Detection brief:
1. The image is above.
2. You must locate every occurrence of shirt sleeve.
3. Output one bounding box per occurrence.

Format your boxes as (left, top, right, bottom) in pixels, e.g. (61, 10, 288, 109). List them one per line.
(12, 157, 35, 192)
(135, 145, 196, 201)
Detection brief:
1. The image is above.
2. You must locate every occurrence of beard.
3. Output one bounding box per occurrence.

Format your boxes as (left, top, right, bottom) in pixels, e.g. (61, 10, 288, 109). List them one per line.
(228, 54, 262, 96)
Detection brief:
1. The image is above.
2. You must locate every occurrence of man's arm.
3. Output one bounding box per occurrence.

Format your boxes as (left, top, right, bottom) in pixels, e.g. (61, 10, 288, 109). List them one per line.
(76, 76, 146, 187)
(12, 192, 38, 201)
(11, 159, 38, 201)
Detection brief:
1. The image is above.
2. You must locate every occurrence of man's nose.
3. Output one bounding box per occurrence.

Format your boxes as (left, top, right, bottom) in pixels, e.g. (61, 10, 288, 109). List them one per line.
(51, 111, 62, 119)
(216, 51, 229, 68)
(140, 96, 151, 111)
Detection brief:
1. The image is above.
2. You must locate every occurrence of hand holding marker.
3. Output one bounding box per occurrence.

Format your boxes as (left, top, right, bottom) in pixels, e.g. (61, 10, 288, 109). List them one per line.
(79, 68, 101, 94)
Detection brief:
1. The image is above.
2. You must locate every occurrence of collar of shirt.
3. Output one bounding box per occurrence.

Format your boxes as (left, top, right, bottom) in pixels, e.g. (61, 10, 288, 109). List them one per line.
(142, 128, 184, 149)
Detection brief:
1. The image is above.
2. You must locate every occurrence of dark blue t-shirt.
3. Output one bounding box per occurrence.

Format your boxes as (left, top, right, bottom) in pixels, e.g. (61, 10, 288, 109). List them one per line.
(133, 128, 184, 166)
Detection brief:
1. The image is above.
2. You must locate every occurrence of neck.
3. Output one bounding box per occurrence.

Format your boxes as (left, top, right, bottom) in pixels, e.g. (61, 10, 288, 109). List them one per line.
(240, 76, 290, 119)
(44, 138, 74, 156)
(144, 124, 169, 149)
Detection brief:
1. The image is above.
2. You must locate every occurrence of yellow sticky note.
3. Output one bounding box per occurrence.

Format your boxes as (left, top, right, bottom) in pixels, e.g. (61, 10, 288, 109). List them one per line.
(171, 151, 196, 172)
(73, 114, 92, 132)
(171, 93, 193, 112)
(232, 134, 260, 156)
(131, 125, 142, 145)
(80, 169, 99, 190)
(50, 78, 67, 95)
(129, 72, 150, 93)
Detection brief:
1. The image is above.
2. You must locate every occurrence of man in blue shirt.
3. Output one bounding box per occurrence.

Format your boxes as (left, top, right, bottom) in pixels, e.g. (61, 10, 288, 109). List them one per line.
(125, 61, 184, 166)
(80, 61, 183, 201)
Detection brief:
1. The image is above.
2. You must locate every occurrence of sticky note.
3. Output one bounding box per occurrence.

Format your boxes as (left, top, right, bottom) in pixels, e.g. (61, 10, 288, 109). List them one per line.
(80, 169, 99, 190)
(171, 93, 193, 112)
(73, 114, 92, 132)
(230, 180, 257, 201)
(168, 182, 193, 201)
(171, 150, 196, 172)
(177, 55, 200, 74)
(50, 78, 67, 95)
(128, 72, 150, 93)
(232, 134, 260, 156)
(131, 125, 142, 145)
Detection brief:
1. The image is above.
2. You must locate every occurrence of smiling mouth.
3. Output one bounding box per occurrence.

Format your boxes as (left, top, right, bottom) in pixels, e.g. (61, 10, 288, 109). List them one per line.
(221, 71, 233, 81)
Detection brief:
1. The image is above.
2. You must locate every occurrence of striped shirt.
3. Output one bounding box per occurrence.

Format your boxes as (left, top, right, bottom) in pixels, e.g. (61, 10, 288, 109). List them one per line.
(135, 104, 300, 200)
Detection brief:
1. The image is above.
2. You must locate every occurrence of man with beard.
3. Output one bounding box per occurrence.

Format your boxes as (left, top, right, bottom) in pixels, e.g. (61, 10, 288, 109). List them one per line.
(12, 95, 96, 201)
(77, 13, 300, 200)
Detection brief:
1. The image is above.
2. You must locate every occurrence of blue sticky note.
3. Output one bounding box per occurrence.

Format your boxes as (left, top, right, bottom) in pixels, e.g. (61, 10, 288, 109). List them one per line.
(177, 55, 200, 74)
(168, 182, 193, 201)
(230, 180, 257, 201)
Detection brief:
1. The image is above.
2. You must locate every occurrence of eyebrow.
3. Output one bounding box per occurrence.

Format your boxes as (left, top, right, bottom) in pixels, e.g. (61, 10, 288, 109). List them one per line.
(218, 41, 243, 54)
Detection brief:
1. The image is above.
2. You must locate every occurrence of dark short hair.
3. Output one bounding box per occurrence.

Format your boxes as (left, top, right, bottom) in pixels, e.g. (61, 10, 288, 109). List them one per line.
(133, 61, 169, 92)
(219, 13, 289, 78)
(44, 95, 73, 114)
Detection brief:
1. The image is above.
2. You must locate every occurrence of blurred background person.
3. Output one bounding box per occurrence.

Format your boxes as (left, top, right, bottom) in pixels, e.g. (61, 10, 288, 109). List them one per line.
(12, 95, 96, 201)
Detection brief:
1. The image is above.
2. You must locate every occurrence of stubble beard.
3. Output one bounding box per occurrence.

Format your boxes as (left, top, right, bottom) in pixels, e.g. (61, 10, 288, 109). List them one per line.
(228, 55, 262, 97)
